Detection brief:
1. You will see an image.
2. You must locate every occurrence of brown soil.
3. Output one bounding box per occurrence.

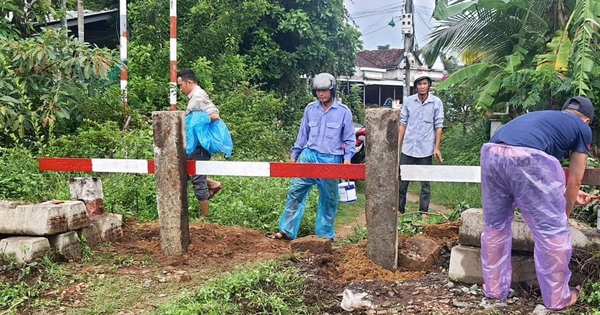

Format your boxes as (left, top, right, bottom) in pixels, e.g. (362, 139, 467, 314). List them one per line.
(4, 196, 592, 314)
(41, 219, 586, 314)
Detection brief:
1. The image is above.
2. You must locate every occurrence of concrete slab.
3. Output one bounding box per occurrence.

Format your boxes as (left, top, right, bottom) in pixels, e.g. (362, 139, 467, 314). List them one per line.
(0, 236, 51, 264)
(48, 231, 81, 259)
(448, 245, 538, 287)
(89, 214, 123, 242)
(78, 224, 101, 248)
(459, 209, 600, 251)
(0, 206, 67, 235)
(39, 200, 90, 231)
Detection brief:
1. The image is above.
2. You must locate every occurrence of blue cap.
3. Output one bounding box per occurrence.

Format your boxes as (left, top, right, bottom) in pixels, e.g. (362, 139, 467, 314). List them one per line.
(563, 96, 594, 122)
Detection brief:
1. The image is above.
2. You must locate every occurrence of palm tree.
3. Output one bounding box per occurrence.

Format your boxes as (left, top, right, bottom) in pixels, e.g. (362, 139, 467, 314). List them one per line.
(423, 0, 600, 112)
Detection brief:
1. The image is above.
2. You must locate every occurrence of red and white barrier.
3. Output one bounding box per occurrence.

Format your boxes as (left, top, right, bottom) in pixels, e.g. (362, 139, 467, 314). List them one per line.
(38, 158, 366, 180)
(39, 158, 600, 184)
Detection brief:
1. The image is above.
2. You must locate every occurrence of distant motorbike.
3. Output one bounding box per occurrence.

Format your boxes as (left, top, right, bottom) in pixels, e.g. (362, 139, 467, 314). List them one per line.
(351, 122, 366, 164)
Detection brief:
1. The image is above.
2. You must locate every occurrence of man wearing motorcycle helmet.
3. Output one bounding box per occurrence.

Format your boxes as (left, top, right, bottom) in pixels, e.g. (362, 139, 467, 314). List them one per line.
(398, 72, 445, 220)
(267, 73, 356, 241)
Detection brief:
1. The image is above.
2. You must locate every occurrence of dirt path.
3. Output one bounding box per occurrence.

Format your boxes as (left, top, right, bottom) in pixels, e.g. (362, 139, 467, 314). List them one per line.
(335, 192, 451, 240)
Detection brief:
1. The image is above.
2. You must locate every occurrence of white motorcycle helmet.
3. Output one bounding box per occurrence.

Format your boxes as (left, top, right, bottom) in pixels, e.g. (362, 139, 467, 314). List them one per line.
(413, 72, 432, 86)
(311, 73, 337, 97)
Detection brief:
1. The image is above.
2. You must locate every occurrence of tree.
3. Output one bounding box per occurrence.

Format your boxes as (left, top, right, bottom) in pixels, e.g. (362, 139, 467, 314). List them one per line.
(424, 0, 600, 115)
(0, 28, 119, 140)
(127, 0, 361, 94)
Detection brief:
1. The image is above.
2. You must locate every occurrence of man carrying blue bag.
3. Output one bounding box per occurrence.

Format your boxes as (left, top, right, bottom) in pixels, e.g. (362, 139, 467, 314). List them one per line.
(177, 69, 233, 219)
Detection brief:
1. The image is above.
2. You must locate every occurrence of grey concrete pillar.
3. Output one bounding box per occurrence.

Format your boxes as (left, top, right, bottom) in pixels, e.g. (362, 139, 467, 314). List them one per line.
(365, 108, 400, 271)
(152, 111, 190, 256)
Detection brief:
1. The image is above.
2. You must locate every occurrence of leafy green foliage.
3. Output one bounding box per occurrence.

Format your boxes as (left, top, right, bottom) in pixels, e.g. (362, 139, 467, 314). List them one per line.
(214, 85, 294, 162)
(0, 146, 70, 202)
(153, 261, 316, 315)
(428, 0, 600, 120)
(343, 85, 366, 124)
(441, 119, 489, 166)
(0, 28, 120, 141)
(128, 0, 361, 94)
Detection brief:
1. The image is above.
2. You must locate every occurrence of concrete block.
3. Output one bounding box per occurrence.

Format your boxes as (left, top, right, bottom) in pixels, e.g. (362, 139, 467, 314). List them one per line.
(448, 245, 538, 287)
(365, 108, 400, 271)
(459, 208, 600, 252)
(398, 235, 441, 271)
(39, 200, 90, 231)
(0, 201, 88, 235)
(69, 177, 105, 215)
(48, 231, 81, 259)
(78, 224, 101, 248)
(0, 236, 51, 264)
(90, 215, 123, 242)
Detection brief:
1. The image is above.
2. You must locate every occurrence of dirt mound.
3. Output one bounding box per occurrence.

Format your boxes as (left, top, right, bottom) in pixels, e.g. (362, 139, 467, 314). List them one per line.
(117, 219, 291, 267)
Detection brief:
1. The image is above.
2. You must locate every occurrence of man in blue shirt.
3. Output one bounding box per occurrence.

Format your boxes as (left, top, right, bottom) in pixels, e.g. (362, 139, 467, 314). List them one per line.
(480, 96, 595, 310)
(398, 72, 445, 220)
(268, 73, 356, 240)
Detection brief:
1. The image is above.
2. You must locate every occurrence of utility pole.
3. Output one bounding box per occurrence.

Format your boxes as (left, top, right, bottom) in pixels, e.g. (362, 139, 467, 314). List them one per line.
(402, 0, 414, 104)
(77, 0, 84, 42)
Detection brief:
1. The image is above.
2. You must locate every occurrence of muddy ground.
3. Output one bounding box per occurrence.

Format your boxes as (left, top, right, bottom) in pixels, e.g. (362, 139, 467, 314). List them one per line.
(18, 218, 591, 315)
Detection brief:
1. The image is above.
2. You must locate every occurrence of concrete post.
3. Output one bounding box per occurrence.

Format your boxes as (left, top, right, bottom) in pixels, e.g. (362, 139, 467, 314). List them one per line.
(152, 111, 190, 256)
(69, 177, 104, 216)
(365, 108, 400, 271)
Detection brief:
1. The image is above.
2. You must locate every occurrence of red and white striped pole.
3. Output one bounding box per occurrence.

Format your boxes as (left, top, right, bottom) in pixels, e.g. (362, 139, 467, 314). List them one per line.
(119, 0, 128, 108)
(169, 0, 178, 111)
(38, 158, 366, 180)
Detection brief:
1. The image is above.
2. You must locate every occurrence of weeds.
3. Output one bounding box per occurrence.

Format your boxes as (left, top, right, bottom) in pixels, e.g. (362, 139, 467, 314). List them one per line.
(153, 261, 316, 315)
(0, 255, 66, 312)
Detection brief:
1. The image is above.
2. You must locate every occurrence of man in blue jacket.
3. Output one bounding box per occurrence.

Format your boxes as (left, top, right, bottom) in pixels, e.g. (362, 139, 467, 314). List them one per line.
(268, 73, 356, 240)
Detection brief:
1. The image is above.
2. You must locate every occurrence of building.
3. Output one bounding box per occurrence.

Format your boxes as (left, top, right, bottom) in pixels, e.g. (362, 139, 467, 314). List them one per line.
(339, 48, 447, 107)
(43, 9, 119, 48)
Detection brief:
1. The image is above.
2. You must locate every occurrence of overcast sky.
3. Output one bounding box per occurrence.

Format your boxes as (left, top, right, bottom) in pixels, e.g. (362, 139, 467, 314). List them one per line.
(344, 0, 437, 50)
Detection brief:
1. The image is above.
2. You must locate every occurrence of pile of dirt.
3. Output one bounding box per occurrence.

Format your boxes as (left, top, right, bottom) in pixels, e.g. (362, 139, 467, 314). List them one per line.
(117, 220, 291, 267)
(4, 218, 591, 314)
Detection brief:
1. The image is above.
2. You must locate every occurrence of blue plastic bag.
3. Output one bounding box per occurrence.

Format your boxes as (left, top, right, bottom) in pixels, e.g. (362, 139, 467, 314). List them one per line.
(185, 111, 233, 158)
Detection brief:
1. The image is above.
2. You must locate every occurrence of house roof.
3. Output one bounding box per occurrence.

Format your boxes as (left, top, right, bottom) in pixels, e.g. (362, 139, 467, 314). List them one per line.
(356, 49, 405, 69)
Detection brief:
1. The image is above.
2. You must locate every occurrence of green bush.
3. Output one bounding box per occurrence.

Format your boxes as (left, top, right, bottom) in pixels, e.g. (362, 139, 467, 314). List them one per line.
(206, 177, 318, 236)
(0, 146, 70, 202)
(441, 119, 490, 166)
(215, 85, 296, 162)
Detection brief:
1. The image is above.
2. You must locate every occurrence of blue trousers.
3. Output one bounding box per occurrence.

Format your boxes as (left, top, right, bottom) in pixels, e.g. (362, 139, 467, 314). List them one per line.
(278, 148, 342, 239)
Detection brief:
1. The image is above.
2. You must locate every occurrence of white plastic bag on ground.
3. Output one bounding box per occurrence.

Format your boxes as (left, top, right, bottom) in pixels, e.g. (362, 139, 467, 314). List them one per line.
(340, 288, 372, 311)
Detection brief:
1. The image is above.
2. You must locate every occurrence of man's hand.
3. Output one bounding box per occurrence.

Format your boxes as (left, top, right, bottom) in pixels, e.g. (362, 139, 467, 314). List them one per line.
(433, 148, 443, 163)
(289, 158, 297, 163)
(343, 159, 351, 164)
(576, 190, 596, 205)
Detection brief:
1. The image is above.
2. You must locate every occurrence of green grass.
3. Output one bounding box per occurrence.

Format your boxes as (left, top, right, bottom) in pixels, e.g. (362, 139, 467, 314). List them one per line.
(151, 261, 320, 315)
(408, 182, 482, 210)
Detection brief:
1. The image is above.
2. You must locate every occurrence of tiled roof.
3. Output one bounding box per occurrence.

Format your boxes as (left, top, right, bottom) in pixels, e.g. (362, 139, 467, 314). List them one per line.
(356, 49, 405, 68)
